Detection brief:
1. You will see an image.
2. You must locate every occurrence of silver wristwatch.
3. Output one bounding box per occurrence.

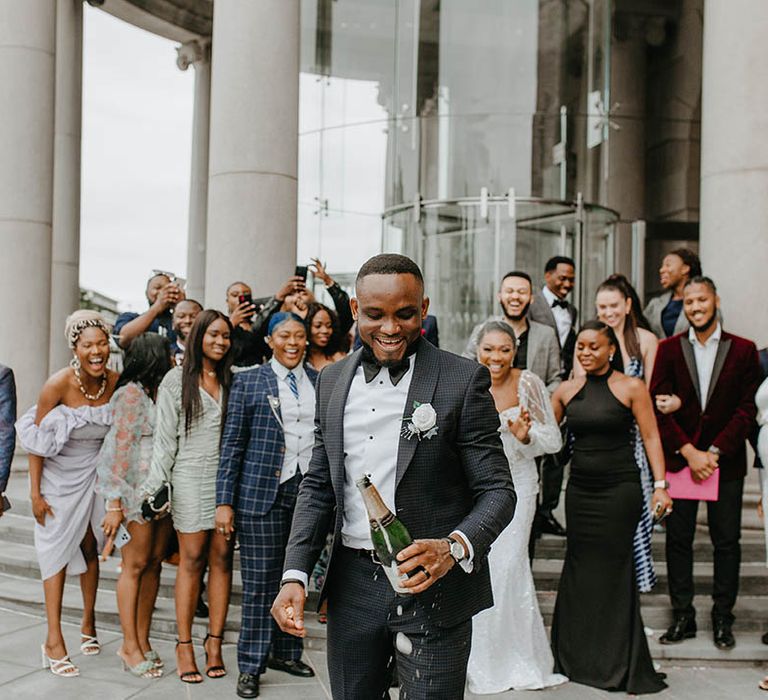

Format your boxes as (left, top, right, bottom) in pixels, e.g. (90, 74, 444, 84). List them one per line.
(445, 537, 466, 563)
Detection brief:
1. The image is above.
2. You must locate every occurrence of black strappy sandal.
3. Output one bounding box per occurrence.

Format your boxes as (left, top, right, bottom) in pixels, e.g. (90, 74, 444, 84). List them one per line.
(175, 639, 203, 684)
(203, 633, 227, 679)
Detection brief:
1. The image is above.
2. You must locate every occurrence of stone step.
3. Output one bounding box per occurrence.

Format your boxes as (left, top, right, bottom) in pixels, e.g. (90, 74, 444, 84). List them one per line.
(535, 590, 768, 631)
(0, 571, 329, 651)
(530, 557, 768, 595)
(534, 531, 768, 562)
(2, 568, 764, 666)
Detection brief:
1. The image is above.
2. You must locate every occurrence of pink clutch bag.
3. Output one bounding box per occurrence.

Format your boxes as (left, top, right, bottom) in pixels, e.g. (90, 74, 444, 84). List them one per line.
(667, 467, 720, 501)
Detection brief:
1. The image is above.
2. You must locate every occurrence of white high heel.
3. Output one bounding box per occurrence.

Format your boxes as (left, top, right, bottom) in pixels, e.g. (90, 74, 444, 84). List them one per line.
(40, 644, 80, 677)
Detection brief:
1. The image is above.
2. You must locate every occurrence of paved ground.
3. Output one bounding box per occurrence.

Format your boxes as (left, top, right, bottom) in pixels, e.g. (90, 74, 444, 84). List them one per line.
(1, 606, 766, 699)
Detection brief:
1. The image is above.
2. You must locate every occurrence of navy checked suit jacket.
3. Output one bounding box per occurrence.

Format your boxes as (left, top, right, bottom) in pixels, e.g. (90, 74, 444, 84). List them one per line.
(217, 363, 318, 517)
(283, 339, 517, 627)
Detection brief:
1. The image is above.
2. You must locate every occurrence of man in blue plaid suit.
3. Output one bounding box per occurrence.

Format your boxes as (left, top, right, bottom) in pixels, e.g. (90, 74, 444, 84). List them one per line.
(216, 313, 319, 699)
(273, 255, 517, 699)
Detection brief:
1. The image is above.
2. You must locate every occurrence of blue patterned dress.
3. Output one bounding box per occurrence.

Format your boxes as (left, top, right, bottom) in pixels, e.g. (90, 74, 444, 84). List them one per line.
(626, 357, 657, 592)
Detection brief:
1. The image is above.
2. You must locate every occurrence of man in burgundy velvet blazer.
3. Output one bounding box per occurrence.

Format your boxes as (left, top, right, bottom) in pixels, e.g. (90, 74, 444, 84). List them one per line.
(650, 277, 760, 651)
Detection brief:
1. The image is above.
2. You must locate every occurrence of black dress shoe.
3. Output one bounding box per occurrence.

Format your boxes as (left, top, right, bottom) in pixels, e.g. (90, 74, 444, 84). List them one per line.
(659, 617, 697, 644)
(237, 672, 260, 698)
(713, 620, 735, 650)
(762, 630, 768, 645)
(538, 513, 566, 537)
(266, 657, 315, 677)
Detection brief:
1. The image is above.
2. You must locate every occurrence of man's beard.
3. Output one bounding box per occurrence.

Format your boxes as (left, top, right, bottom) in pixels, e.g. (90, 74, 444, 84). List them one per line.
(360, 335, 421, 367)
(501, 300, 530, 322)
(689, 310, 717, 333)
(175, 330, 188, 342)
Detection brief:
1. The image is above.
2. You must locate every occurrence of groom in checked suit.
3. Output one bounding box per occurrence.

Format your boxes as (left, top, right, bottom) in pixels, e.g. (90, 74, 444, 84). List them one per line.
(650, 276, 760, 651)
(272, 254, 516, 699)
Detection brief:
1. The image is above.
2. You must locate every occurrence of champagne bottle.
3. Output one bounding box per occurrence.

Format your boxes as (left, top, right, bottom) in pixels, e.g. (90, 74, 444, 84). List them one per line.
(356, 474, 414, 594)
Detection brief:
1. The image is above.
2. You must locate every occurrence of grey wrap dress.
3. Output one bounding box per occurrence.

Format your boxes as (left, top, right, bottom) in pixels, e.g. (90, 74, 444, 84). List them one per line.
(143, 367, 223, 532)
(16, 404, 111, 580)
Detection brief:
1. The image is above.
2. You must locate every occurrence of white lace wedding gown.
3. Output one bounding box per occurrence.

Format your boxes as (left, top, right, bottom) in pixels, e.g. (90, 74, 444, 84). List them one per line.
(466, 370, 568, 694)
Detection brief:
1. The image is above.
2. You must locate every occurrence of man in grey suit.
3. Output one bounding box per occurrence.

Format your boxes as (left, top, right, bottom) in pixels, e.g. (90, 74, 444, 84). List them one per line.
(528, 256, 578, 379)
(643, 248, 701, 339)
(0, 364, 17, 517)
(462, 271, 561, 393)
(272, 254, 516, 699)
(525, 257, 579, 539)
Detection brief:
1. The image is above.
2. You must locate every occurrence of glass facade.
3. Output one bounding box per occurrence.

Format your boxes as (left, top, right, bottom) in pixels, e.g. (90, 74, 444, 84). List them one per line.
(298, 0, 617, 343)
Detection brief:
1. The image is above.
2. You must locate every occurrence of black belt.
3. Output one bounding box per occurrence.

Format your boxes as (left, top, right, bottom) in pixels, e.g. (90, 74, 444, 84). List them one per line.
(341, 545, 382, 564)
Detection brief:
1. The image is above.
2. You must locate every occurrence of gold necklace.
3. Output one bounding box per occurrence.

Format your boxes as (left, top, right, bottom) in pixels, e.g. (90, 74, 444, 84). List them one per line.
(74, 367, 107, 401)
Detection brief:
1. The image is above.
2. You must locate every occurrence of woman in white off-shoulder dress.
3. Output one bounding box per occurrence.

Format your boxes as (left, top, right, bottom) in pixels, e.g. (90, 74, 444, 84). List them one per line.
(16, 311, 119, 677)
(466, 321, 568, 694)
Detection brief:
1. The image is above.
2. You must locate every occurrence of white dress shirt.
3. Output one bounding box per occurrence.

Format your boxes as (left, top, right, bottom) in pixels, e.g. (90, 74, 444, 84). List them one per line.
(541, 286, 572, 347)
(688, 323, 722, 408)
(283, 355, 474, 590)
(341, 362, 415, 549)
(270, 358, 316, 484)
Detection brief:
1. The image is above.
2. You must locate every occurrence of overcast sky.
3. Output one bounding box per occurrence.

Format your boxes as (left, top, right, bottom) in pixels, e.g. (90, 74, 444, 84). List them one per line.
(80, 6, 193, 312)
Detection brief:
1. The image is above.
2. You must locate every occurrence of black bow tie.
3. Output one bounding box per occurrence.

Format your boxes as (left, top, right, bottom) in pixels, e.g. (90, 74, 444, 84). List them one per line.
(361, 346, 412, 386)
(551, 298, 569, 309)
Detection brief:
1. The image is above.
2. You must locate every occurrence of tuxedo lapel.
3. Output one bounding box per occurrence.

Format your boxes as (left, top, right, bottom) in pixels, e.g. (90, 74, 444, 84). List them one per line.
(325, 350, 363, 491)
(679, 337, 702, 407)
(705, 337, 732, 408)
(395, 341, 440, 490)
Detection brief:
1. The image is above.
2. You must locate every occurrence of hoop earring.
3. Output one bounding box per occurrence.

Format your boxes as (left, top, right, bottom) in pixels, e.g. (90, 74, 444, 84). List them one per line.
(69, 355, 81, 370)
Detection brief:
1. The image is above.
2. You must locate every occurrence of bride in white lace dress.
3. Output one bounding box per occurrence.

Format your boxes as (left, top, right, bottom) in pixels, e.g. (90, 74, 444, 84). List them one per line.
(466, 321, 568, 694)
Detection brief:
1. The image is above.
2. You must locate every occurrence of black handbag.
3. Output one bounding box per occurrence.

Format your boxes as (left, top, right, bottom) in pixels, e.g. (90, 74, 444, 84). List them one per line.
(141, 481, 172, 521)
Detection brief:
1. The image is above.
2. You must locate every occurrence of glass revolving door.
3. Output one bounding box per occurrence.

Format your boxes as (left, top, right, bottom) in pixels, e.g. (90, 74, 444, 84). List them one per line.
(382, 195, 619, 355)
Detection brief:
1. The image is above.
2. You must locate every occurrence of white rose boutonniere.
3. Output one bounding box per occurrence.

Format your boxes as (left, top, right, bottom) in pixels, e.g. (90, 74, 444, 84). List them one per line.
(402, 401, 439, 441)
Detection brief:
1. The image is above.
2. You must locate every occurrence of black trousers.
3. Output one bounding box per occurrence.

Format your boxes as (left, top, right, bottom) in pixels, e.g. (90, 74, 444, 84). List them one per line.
(326, 547, 472, 700)
(665, 477, 744, 624)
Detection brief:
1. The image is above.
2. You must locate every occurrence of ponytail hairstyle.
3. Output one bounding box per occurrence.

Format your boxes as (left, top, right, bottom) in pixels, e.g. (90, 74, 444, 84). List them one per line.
(578, 319, 623, 372)
(181, 309, 234, 436)
(596, 275, 642, 362)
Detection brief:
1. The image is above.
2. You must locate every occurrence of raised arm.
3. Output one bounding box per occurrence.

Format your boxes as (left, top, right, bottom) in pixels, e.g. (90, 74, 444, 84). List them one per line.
(451, 363, 517, 563)
(514, 371, 562, 459)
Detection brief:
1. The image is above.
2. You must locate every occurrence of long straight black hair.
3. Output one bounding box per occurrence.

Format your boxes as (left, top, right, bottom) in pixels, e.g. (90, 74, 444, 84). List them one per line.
(115, 333, 172, 401)
(181, 309, 234, 435)
(305, 302, 343, 357)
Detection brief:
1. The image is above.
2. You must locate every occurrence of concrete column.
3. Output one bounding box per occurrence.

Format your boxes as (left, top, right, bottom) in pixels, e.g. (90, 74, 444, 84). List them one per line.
(206, 0, 299, 306)
(0, 1, 56, 410)
(178, 39, 211, 305)
(49, 0, 83, 373)
(700, 0, 768, 346)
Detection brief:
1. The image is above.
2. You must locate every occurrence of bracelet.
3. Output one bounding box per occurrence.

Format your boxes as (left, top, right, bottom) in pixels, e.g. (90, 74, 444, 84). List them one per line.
(653, 479, 670, 490)
(106, 507, 123, 513)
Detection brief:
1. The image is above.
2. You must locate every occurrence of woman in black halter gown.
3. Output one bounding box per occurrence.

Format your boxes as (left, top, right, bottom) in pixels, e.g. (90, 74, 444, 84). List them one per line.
(550, 321, 671, 694)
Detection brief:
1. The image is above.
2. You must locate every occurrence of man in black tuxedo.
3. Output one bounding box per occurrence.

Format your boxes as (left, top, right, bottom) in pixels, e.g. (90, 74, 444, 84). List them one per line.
(528, 256, 578, 539)
(272, 254, 516, 699)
